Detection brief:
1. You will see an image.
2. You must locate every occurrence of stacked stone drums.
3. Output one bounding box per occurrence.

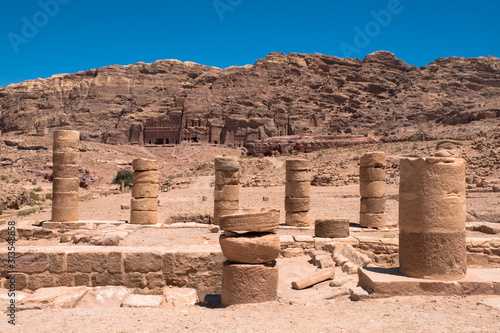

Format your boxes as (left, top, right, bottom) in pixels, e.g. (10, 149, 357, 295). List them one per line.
(219, 209, 280, 306)
(52, 130, 80, 222)
(399, 156, 467, 280)
(214, 157, 240, 225)
(130, 158, 159, 225)
(359, 152, 387, 228)
(285, 159, 312, 227)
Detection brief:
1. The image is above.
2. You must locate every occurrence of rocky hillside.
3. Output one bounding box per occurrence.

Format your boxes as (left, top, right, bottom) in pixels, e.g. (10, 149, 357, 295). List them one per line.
(1, 51, 499, 150)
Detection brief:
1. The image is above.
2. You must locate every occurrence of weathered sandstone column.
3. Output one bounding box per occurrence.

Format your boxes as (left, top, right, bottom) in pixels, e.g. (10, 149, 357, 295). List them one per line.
(219, 209, 280, 306)
(399, 156, 467, 280)
(359, 152, 387, 228)
(130, 158, 159, 225)
(285, 159, 311, 227)
(52, 130, 80, 222)
(214, 156, 240, 225)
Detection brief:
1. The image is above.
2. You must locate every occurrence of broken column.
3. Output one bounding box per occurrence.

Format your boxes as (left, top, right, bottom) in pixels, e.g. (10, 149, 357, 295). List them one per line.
(130, 158, 159, 225)
(219, 209, 280, 306)
(315, 219, 350, 238)
(359, 152, 387, 228)
(52, 130, 80, 222)
(285, 159, 311, 227)
(399, 156, 467, 280)
(213, 156, 240, 225)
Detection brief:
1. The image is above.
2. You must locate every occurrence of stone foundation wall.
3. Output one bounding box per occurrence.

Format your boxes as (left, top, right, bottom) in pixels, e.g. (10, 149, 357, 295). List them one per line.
(0, 247, 224, 293)
(279, 235, 500, 267)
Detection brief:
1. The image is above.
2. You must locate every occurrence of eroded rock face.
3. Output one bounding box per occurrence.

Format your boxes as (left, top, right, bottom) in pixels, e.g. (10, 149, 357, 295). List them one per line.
(0, 52, 499, 153)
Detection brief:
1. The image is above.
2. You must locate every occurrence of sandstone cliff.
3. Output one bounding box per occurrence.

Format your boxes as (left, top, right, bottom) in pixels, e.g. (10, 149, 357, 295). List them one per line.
(1, 51, 499, 154)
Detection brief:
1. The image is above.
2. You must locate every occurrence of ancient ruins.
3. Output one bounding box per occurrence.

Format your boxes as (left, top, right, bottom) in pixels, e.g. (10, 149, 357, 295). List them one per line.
(285, 159, 312, 227)
(219, 209, 280, 306)
(51, 130, 80, 222)
(359, 152, 387, 229)
(1, 126, 500, 328)
(130, 158, 159, 225)
(213, 156, 240, 225)
(399, 156, 467, 279)
(315, 218, 350, 238)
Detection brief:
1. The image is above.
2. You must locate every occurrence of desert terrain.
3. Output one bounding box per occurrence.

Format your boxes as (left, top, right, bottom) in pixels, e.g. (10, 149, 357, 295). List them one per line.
(1, 51, 500, 332)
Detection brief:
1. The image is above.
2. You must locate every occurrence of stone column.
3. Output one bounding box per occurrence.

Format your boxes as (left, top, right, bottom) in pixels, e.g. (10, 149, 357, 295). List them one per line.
(359, 152, 387, 228)
(52, 130, 80, 222)
(213, 156, 240, 225)
(285, 159, 311, 227)
(130, 158, 159, 225)
(399, 156, 467, 280)
(219, 209, 280, 306)
(315, 219, 349, 238)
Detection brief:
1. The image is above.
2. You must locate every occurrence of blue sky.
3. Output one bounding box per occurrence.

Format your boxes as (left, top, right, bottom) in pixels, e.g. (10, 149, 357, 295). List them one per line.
(0, 0, 498, 87)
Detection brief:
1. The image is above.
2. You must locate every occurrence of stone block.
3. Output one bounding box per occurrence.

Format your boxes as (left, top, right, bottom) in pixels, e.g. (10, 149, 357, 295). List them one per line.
(360, 197, 386, 214)
(221, 261, 278, 306)
(162, 287, 198, 307)
(124, 252, 162, 273)
(215, 170, 240, 185)
(220, 209, 280, 233)
(19, 286, 88, 310)
(279, 235, 295, 247)
(146, 272, 166, 289)
(133, 170, 159, 184)
(124, 273, 147, 289)
(400, 230, 466, 280)
(285, 159, 311, 171)
(132, 183, 159, 199)
(360, 152, 386, 167)
(285, 197, 310, 212)
(360, 181, 386, 198)
(331, 243, 372, 267)
(48, 253, 66, 273)
(16, 252, 49, 274)
(131, 198, 158, 211)
(286, 170, 311, 182)
(130, 210, 157, 225)
(52, 164, 79, 178)
(359, 167, 386, 182)
(54, 273, 74, 287)
(74, 273, 91, 287)
(107, 252, 123, 274)
(219, 233, 280, 264)
(214, 156, 240, 171)
(133, 158, 159, 171)
(315, 219, 350, 238)
(121, 294, 164, 308)
(282, 248, 304, 258)
(285, 181, 311, 198)
(67, 253, 108, 274)
(27, 274, 55, 290)
(214, 200, 239, 210)
(52, 206, 79, 222)
(214, 184, 240, 201)
(53, 178, 80, 193)
(359, 213, 387, 228)
(285, 211, 311, 227)
(53, 152, 79, 166)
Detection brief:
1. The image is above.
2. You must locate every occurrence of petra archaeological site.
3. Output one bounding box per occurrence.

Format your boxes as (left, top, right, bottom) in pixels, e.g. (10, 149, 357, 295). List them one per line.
(1, 51, 500, 332)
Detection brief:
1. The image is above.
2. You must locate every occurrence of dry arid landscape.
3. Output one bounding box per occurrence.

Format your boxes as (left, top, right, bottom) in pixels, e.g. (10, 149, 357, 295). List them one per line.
(1, 52, 500, 332)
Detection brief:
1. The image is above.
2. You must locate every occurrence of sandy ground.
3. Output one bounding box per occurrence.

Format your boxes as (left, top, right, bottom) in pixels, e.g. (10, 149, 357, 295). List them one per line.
(2, 295, 500, 332)
(1, 256, 500, 332)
